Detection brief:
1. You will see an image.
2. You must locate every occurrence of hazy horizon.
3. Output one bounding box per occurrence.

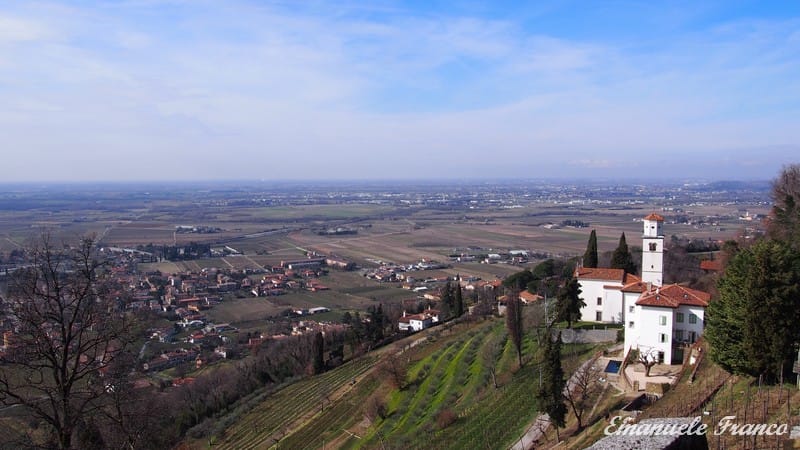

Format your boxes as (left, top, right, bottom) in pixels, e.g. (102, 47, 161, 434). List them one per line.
(2, 1, 798, 182)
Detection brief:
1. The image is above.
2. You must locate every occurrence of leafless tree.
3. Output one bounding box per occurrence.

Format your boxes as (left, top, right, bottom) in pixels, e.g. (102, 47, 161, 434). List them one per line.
(562, 362, 603, 430)
(769, 163, 800, 245)
(482, 332, 505, 389)
(632, 347, 659, 377)
(379, 350, 408, 389)
(0, 235, 137, 449)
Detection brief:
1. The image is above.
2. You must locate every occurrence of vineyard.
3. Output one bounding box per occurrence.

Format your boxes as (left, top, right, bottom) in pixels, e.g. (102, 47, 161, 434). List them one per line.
(213, 355, 378, 450)
(205, 318, 603, 450)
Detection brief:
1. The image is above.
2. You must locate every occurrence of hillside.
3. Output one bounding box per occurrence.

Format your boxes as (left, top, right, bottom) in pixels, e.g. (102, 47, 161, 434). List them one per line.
(193, 317, 602, 450)
(557, 341, 800, 449)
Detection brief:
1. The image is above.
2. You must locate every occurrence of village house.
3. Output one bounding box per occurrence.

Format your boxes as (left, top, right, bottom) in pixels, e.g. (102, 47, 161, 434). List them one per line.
(624, 284, 710, 364)
(578, 213, 712, 365)
(397, 308, 440, 332)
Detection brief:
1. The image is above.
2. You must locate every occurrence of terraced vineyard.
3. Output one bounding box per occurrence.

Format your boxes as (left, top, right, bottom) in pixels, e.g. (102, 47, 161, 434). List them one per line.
(210, 318, 601, 450)
(214, 355, 378, 450)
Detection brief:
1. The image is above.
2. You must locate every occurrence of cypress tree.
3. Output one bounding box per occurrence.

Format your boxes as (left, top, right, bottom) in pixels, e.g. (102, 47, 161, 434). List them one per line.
(583, 230, 598, 268)
(537, 331, 567, 438)
(505, 293, 524, 367)
(454, 280, 464, 317)
(610, 232, 636, 274)
(440, 281, 453, 320)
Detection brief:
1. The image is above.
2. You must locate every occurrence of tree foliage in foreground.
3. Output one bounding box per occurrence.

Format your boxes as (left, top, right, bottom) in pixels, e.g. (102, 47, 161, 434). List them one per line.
(0, 236, 138, 449)
(705, 239, 800, 380)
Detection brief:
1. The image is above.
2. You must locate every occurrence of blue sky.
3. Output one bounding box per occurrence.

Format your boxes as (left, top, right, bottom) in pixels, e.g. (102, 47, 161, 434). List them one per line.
(1, 1, 798, 182)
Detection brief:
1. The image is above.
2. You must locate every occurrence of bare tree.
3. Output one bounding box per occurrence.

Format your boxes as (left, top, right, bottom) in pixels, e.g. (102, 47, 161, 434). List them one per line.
(632, 347, 659, 377)
(379, 351, 408, 389)
(769, 163, 800, 246)
(482, 332, 505, 389)
(562, 362, 603, 430)
(0, 235, 136, 449)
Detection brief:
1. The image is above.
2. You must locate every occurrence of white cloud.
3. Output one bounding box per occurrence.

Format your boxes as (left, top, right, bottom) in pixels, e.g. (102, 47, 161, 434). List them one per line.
(0, 15, 50, 42)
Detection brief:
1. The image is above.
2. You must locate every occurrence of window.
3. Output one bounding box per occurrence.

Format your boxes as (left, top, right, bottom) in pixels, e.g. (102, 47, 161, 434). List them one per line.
(629, 305, 635, 313)
(597, 297, 602, 306)
(596, 311, 602, 321)
(659, 333, 668, 343)
(674, 330, 683, 340)
(659, 315, 667, 326)
(676, 312, 684, 323)
(649, 242, 657, 251)
(628, 321, 634, 328)
(689, 314, 698, 324)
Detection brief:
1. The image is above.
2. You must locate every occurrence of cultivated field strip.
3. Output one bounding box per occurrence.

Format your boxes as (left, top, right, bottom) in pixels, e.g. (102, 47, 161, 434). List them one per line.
(215, 356, 377, 450)
(355, 324, 496, 448)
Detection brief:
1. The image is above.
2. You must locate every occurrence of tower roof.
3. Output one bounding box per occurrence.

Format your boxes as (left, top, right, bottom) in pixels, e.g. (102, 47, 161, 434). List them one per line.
(644, 213, 665, 221)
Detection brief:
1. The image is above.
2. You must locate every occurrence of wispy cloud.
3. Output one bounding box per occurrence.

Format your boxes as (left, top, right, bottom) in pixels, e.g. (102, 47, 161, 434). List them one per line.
(0, 0, 798, 181)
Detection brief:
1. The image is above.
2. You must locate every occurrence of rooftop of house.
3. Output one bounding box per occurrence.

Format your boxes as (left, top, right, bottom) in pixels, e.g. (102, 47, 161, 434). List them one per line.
(700, 259, 723, 272)
(636, 284, 711, 308)
(576, 267, 641, 284)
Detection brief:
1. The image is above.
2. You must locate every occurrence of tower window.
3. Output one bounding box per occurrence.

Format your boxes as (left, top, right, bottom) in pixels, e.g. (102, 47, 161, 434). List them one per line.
(649, 243, 657, 251)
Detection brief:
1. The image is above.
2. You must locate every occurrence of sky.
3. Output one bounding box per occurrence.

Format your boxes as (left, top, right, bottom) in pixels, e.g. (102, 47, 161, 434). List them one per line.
(1, 0, 799, 182)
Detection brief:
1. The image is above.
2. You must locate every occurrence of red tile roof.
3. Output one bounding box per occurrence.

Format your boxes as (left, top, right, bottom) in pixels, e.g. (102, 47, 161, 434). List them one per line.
(700, 260, 723, 272)
(576, 268, 641, 284)
(644, 213, 665, 221)
(620, 280, 648, 293)
(519, 291, 542, 303)
(636, 284, 711, 308)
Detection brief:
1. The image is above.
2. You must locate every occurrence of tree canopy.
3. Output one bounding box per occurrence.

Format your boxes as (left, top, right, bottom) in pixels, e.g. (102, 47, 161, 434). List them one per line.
(705, 239, 800, 380)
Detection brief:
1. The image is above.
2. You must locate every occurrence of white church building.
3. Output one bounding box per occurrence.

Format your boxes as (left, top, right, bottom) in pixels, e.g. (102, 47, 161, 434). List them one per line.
(576, 213, 711, 365)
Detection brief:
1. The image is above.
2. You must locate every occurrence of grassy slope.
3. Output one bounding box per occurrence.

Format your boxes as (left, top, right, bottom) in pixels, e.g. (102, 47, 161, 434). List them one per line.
(192, 317, 604, 450)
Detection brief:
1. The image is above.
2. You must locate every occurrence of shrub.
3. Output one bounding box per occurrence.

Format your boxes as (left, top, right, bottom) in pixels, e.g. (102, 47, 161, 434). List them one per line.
(436, 408, 457, 429)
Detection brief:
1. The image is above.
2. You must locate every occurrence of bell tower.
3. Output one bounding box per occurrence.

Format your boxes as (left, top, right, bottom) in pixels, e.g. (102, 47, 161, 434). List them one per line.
(641, 213, 664, 286)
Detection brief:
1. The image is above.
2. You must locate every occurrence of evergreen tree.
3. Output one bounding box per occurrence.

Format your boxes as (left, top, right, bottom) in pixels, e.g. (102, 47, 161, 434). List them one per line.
(705, 239, 800, 380)
(536, 331, 567, 439)
(454, 279, 464, 317)
(440, 280, 454, 319)
(555, 277, 584, 328)
(505, 293, 524, 367)
(583, 230, 598, 268)
(610, 232, 636, 274)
